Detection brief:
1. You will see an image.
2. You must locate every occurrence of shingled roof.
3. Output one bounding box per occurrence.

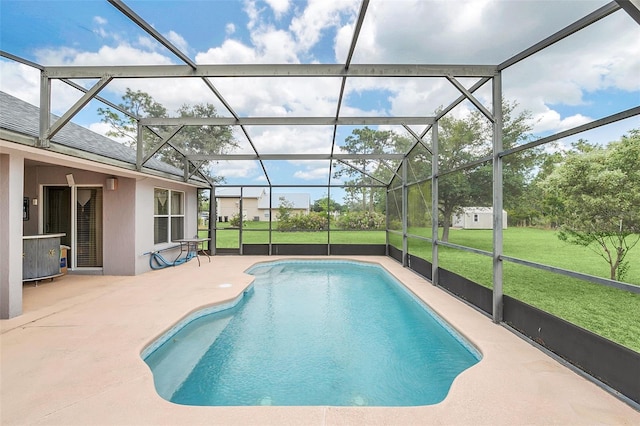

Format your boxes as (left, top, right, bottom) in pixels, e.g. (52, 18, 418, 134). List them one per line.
(0, 91, 183, 177)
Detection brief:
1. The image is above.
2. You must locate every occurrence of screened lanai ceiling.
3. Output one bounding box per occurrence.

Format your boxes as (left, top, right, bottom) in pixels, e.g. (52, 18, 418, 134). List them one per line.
(1, 0, 639, 188)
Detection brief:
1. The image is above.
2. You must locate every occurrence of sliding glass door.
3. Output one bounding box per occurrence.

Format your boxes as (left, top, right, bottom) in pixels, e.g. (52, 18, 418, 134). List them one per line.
(43, 185, 103, 269)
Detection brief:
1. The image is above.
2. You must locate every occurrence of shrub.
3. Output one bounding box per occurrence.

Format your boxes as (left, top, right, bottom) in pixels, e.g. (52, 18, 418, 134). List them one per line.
(278, 212, 328, 231)
(229, 213, 244, 227)
(337, 211, 386, 230)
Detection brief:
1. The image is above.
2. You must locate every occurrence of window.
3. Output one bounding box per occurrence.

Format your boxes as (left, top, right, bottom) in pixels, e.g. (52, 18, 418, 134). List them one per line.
(154, 188, 184, 244)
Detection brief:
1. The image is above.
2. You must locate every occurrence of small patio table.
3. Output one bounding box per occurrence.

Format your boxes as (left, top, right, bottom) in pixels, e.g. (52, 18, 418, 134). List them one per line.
(173, 238, 211, 266)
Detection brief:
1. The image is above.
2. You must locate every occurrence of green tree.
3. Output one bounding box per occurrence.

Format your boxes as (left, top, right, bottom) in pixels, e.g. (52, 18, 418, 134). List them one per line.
(98, 88, 238, 180)
(540, 130, 640, 280)
(311, 196, 343, 213)
(98, 88, 166, 146)
(277, 197, 293, 223)
(334, 127, 411, 212)
(428, 100, 536, 241)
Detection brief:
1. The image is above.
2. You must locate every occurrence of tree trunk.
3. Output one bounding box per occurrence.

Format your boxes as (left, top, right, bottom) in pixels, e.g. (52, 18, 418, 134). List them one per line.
(369, 189, 374, 212)
(442, 216, 451, 242)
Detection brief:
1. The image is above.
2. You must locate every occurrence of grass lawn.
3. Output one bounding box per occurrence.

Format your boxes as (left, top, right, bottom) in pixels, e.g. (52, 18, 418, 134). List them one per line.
(208, 221, 386, 247)
(405, 227, 640, 352)
(202, 223, 640, 352)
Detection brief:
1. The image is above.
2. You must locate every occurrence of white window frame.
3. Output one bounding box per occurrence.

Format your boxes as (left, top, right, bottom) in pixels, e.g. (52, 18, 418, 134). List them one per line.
(154, 188, 185, 244)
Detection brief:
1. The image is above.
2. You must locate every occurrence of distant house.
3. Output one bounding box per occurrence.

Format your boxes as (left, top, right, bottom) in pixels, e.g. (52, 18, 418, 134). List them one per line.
(215, 189, 310, 222)
(215, 188, 266, 222)
(452, 207, 507, 230)
(259, 193, 310, 221)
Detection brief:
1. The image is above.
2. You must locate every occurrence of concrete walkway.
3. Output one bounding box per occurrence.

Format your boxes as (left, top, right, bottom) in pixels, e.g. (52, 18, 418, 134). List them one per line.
(1, 256, 638, 425)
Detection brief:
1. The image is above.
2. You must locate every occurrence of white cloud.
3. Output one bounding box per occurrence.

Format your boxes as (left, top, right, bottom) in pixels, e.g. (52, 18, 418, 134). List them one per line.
(34, 44, 174, 66)
(265, 0, 290, 18)
(87, 122, 131, 144)
(93, 16, 107, 26)
(0, 61, 41, 107)
(226, 23, 236, 35)
(244, 1, 260, 31)
(294, 167, 329, 181)
(197, 39, 256, 63)
(533, 109, 592, 134)
(165, 30, 190, 54)
(289, 0, 358, 53)
(249, 126, 334, 154)
(211, 160, 259, 179)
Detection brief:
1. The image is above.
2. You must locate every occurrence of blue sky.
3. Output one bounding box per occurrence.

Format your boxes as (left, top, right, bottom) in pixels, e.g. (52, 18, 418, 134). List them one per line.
(1, 0, 639, 202)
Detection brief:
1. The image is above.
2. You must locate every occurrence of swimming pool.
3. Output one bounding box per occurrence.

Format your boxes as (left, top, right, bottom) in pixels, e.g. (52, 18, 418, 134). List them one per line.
(143, 260, 481, 406)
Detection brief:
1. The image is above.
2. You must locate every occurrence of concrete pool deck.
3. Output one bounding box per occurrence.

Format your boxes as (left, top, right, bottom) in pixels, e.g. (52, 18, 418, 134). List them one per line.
(1, 256, 638, 425)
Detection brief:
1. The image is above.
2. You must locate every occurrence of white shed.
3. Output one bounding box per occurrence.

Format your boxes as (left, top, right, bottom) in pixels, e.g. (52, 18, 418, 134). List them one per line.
(452, 207, 507, 230)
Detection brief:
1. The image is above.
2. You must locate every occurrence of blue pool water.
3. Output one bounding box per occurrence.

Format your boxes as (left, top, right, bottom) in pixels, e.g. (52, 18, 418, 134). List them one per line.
(143, 260, 481, 406)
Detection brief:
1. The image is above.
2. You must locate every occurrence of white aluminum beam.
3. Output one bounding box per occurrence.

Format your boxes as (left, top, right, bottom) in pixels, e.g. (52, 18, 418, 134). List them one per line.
(186, 153, 405, 161)
(42, 64, 498, 79)
(446, 75, 495, 123)
(46, 75, 112, 141)
(140, 116, 435, 126)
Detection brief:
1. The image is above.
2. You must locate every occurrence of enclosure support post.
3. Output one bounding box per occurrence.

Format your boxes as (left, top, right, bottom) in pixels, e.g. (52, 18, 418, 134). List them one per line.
(402, 157, 408, 267)
(492, 71, 504, 323)
(210, 187, 216, 255)
(38, 72, 50, 148)
(136, 123, 143, 171)
(385, 188, 390, 256)
(327, 185, 331, 255)
(239, 187, 244, 255)
(431, 121, 439, 286)
(214, 186, 218, 255)
(268, 187, 273, 255)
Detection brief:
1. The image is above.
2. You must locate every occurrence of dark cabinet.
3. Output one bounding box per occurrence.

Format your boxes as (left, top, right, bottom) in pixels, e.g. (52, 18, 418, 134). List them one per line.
(23, 234, 63, 281)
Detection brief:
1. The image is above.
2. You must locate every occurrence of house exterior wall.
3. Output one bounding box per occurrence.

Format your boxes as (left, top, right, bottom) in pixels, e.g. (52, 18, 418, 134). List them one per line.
(5, 150, 200, 278)
(22, 165, 138, 275)
(103, 176, 136, 275)
(0, 153, 24, 318)
(134, 177, 198, 275)
(243, 198, 261, 221)
(0, 95, 203, 317)
(216, 197, 260, 222)
(217, 198, 239, 222)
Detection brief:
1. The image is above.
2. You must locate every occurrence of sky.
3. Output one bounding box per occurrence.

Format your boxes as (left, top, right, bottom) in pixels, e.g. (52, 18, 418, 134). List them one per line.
(1, 0, 639, 202)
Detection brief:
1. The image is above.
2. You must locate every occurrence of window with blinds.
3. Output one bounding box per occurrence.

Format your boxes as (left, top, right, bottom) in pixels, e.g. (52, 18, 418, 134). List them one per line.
(154, 188, 184, 244)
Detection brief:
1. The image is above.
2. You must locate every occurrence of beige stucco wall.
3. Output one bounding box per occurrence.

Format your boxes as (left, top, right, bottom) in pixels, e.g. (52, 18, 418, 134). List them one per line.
(216, 199, 309, 222)
(20, 163, 198, 277)
(0, 153, 24, 318)
(216, 198, 239, 222)
(134, 177, 198, 275)
(216, 197, 260, 222)
(1, 138, 200, 318)
(22, 165, 138, 275)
